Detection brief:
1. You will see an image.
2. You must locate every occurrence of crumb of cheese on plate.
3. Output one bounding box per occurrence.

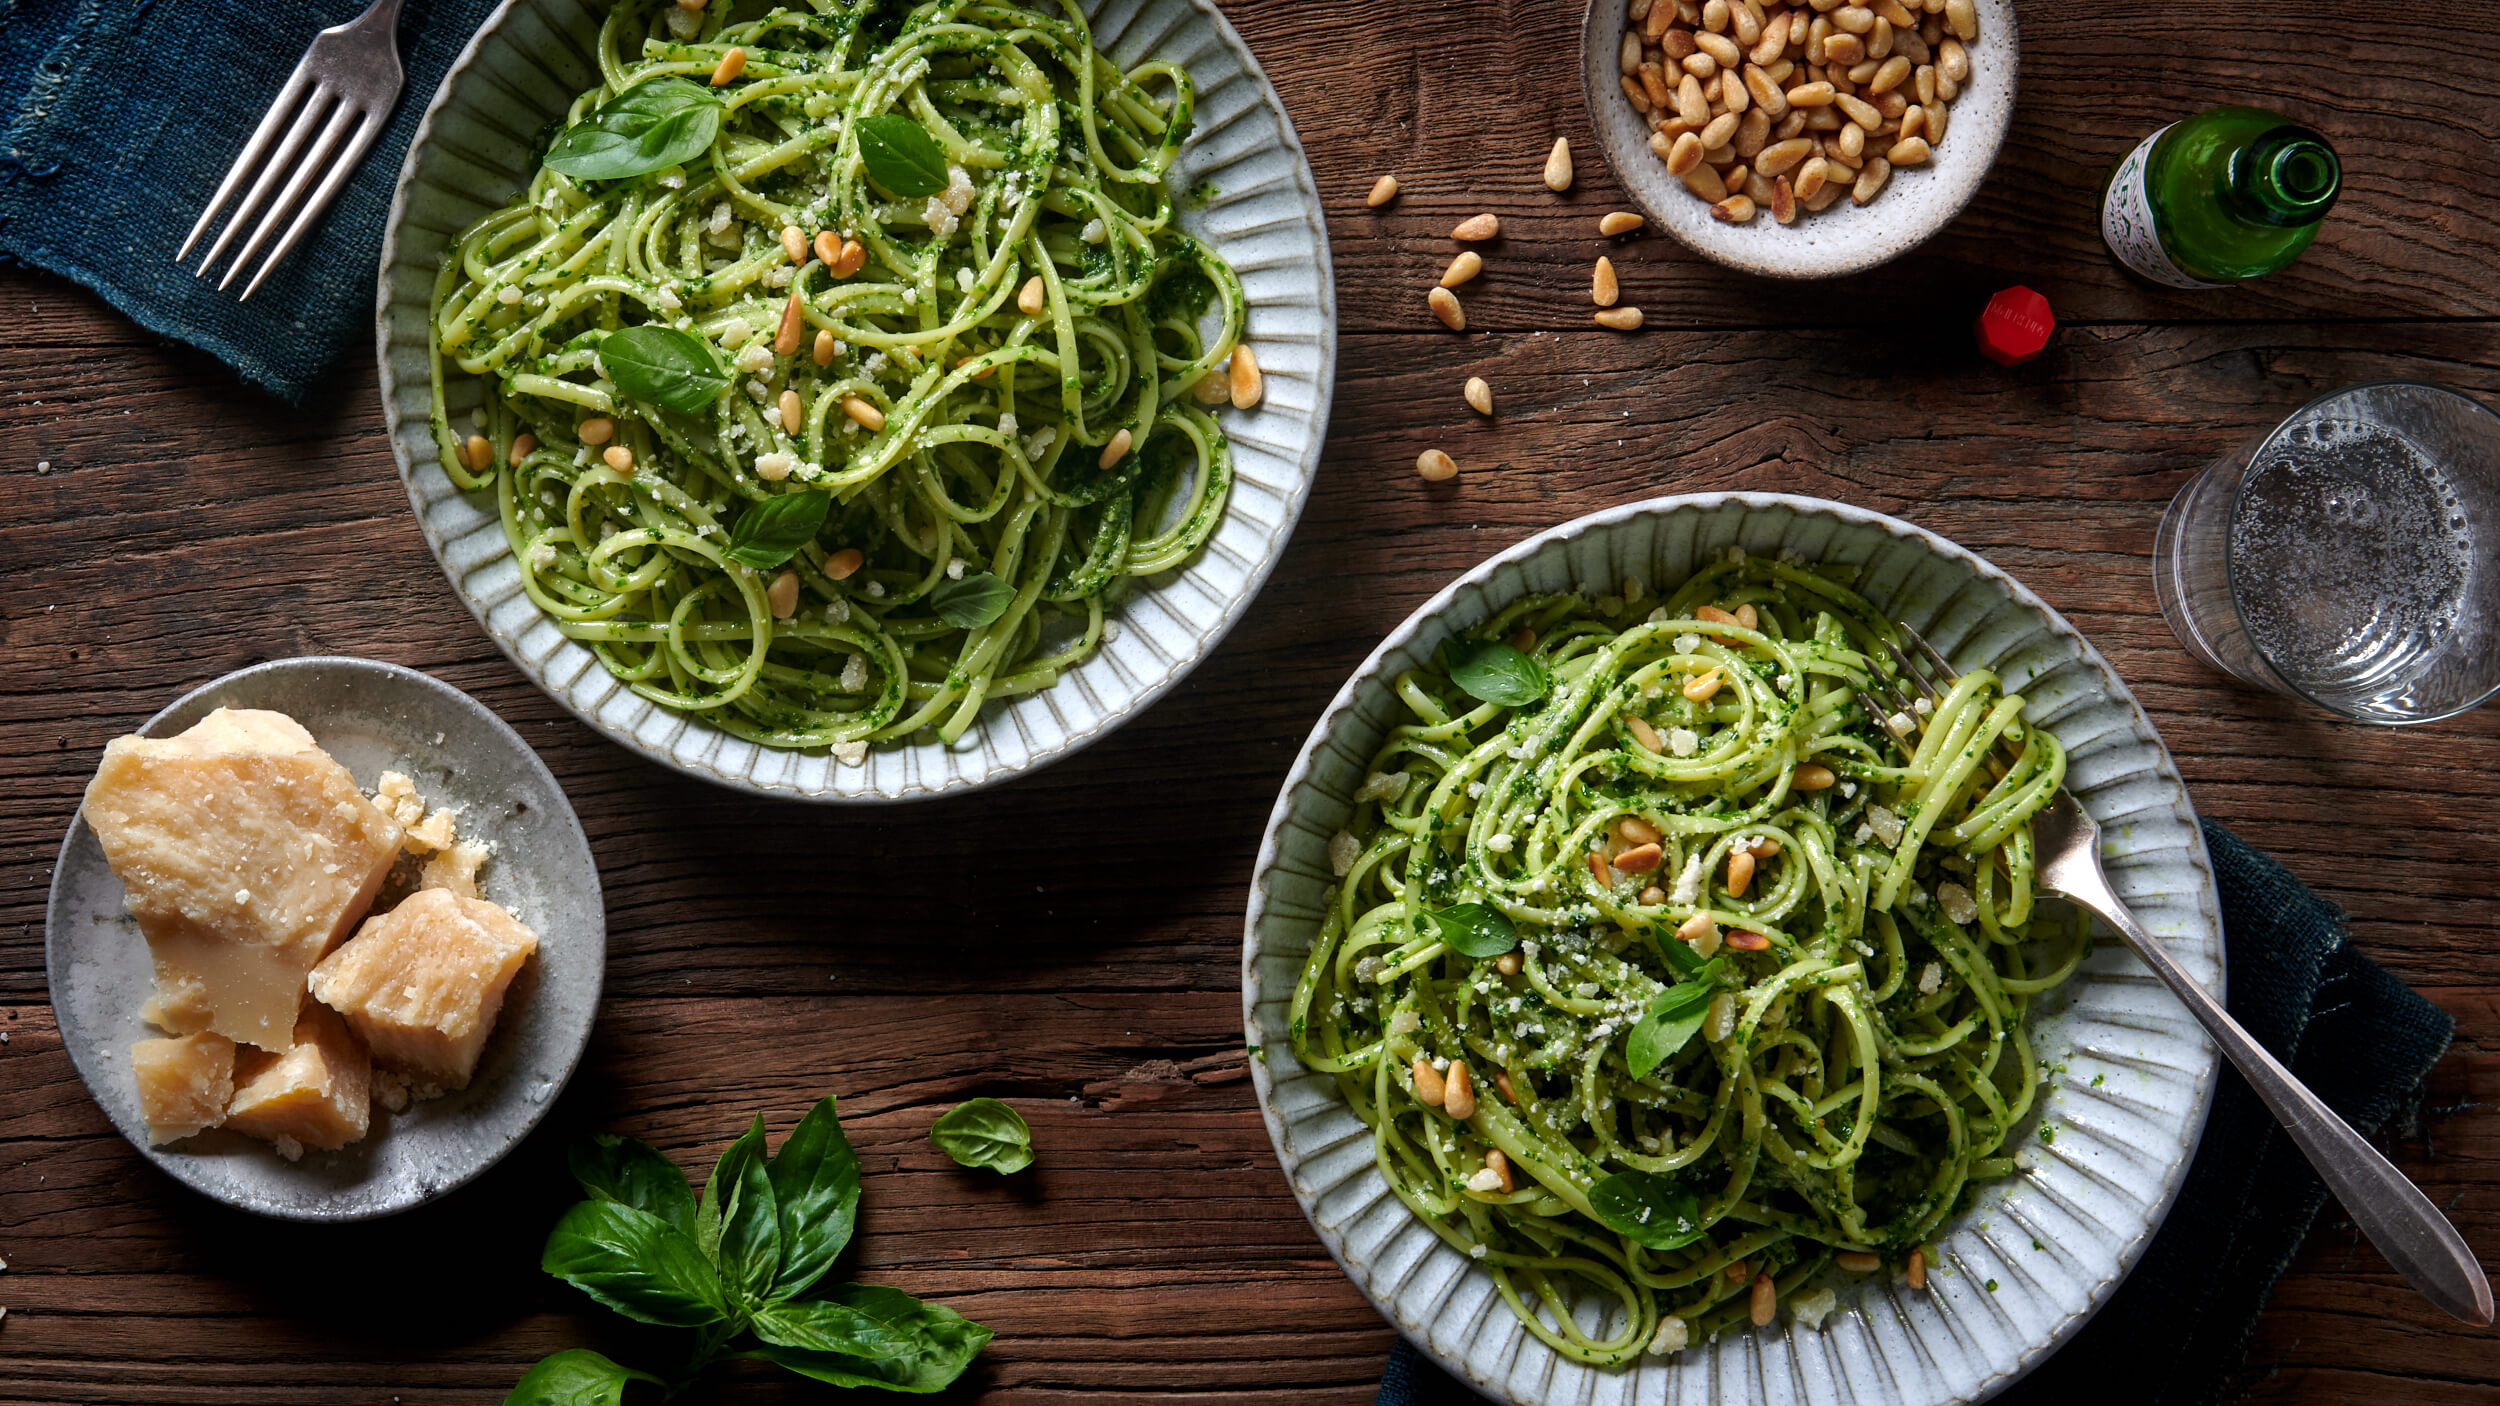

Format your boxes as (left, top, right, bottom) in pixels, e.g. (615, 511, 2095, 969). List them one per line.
(81, 708, 404, 1052)
(223, 1002, 371, 1157)
(130, 1031, 237, 1144)
(309, 887, 538, 1090)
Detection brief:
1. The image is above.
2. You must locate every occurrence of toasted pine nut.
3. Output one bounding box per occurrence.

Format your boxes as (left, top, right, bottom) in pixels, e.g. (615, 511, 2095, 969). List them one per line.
(1695, 30, 1741, 67)
(825, 547, 865, 580)
(1837, 1251, 1883, 1273)
(840, 395, 884, 431)
(1794, 156, 1830, 199)
(1694, 603, 1740, 627)
(1677, 910, 1719, 946)
(1595, 306, 1644, 330)
(1833, 4, 1874, 32)
(830, 239, 867, 278)
(1464, 376, 1493, 416)
(1640, 885, 1668, 906)
(1750, 10, 1790, 63)
(1915, 63, 1938, 106)
(1750, 1274, 1776, 1327)
(774, 289, 806, 355)
(1727, 1260, 1751, 1283)
(1366, 174, 1400, 207)
(1743, 65, 1788, 117)
(1016, 274, 1047, 317)
(1452, 213, 1500, 241)
(1615, 842, 1665, 873)
(1852, 155, 1892, 203)
(1786, 80, 1836, 107)
(1428, 287, 1466, 331)
(1938, 36, 1969, 82)
(1099, 427, 1133, 469)
(1926, 101, 1949, 146)
(1735, 107, 1772, 159)
(812, 230, 841, 266)
(1700, 113, 1739, 150)
(1721, 66, 1749, 111)
(1229, 345, 1264, 410)
(1726, 846, 1756, 897)
(1589, 849, 1612, 883)
(1943, 0, 1974, 40)
(1683, 668, 1723, 702)
(1482, 1147, 1515, 1192)
(777, 388, 804, 433)
(508, 432, 537, 467)
(1627, 715, 1664, 752)
(1493, 1069, 1520, 1106)
(813, 328, 838, 366)
(1734, 603, 1758, 630)
(1495, 952, 1522, 977)
(1411, 1057, 1447, 1107)
(1441, 250, 1483, 287)
(1726, 928, 1770, 950)
(1681, 162, 1728, 202)
(1507, 627, 1536, 652)
(1618, 815, 1663, 846)
(710, 46, 746, 85)
(1621, 30, 1645, 75)
(1544, 136, 1575, 192)
(767, 568, 800, 619)
(1835, 91, 1881, 129)
(602, 445, 635, 474)
(780, 225, 807, 263)
(463, 433, 491, 471)
(1824, 30, 1864, 65)
(1747, 834, 1781, 857)
(1599, 211, 1645, 235)
(1900, 105, 1927, 142)
(1907, 1248, 1929, 1289)
(1417, 448, 1459, 482)
(1755, 136, 1814, 176)
(1870, 15, 1894, 58)
(1701, 0, 1728, 31)
(1869, 54, 1912, 92)
(1887, 135, 1932, 166)
(577, 416, 615, 446)
(1593, 256, 1620, 307)
(1793, 762, 1838, 790)
(1771, 175, 1796, 223)
(1443, 1061, 1477, 1119)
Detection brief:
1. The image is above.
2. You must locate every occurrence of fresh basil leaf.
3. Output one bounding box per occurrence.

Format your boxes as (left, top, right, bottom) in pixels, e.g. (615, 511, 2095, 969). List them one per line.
(929, 1098, 1033, 1175)
(1442, 639, 1550, 708)
(503, 1348, 663, 1406)
(724, 490, 831, 570)
(1625, 962, 1724, 1080)
(1660, 930, 1707, 975)
(545, 79, 722, 181)
(930, 571, 1013, 629)
(569, 1133, 696, 1238)
(599, 325, 730, 416)
(748, 1284, 992, 1392)
(541, 1201, 729, 1327)
(768, 1095, 862, 1299)
(855, 114, 949, 197)
(699, 1114, 781, 1307)
(1586, 1170, 1709, 1251)
(1421, 901, 1518, 958)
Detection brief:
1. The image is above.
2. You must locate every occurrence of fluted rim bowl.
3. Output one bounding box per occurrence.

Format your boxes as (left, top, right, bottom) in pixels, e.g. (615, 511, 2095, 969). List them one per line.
(1243, 493, 2224, 1405)
(376, 0, 1336, 802)
(1579, 0, 2017, 279)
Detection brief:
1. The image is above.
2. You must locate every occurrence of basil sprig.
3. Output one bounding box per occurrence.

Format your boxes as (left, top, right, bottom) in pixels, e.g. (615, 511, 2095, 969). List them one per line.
(1420, 901, 1519, 958)
(1586, 1169, 1709, 1250)
(510, 1096, 990, 1403)
(929, 1098, 1035, 1175)
(545, 79, 723, 181)
(855, 114, 949, 197)
(1442, 638, 1550, 707)
(724, 490, 832, 570)
(930, 571, 1014, 629)
(1624, 958, 1724, 1079)
(599, 326, 730, 415)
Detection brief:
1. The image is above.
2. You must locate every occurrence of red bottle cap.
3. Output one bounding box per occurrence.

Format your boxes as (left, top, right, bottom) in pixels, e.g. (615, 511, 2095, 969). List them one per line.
(1974, 285, 2054, 366)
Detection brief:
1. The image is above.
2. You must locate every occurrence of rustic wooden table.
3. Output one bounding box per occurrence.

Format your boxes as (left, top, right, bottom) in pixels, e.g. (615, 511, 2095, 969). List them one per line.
(3, 1, 2494, 1401)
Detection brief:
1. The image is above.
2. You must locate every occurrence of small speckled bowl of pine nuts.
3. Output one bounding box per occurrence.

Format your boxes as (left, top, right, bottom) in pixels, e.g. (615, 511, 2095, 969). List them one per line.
(1580, 0, 2013, 278)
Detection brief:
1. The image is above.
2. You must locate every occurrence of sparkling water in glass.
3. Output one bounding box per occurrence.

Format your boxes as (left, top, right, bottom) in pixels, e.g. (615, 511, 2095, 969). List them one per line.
(2154, 381, 2500, 723)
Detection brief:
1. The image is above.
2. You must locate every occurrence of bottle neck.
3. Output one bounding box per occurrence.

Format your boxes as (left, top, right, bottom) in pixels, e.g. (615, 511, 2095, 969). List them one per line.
(2221, 126, 2340, 229)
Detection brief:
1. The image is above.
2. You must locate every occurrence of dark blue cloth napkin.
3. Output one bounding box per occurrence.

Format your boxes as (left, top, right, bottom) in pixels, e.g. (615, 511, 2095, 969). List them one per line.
(0, 0, 501, 401)
(1379, 820, 2457, 1406)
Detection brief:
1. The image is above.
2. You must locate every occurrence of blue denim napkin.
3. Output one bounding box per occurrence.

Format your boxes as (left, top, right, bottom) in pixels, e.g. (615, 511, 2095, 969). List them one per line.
(1378, 820, 2456, 1406)
(0, 0, 501, 401)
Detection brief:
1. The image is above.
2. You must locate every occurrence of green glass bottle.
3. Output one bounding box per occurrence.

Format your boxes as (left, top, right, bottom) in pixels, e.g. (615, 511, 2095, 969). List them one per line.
(2099, 106, 2340, 288)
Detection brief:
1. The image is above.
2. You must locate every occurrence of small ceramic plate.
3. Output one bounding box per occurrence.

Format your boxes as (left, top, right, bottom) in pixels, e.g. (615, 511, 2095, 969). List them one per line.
(377, 0, 1336, 802)
(1580, 0, 2016, 279)
(46, 657, 604, 1221)
(1245, 494, 2224, 1405)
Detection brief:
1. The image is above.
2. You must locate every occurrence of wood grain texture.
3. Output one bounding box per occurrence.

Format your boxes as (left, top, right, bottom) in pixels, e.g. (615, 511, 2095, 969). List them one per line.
(2, 0, 2498, 1400)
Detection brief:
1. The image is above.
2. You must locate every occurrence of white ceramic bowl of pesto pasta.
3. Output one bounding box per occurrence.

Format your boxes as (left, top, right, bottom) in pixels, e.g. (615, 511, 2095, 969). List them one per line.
(375, 0, 1333, 800)
(1244, 493, 2224, 1405)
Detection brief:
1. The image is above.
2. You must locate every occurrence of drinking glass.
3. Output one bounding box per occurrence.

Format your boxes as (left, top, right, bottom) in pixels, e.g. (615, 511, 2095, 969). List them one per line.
(2154, 381, 2500, 724)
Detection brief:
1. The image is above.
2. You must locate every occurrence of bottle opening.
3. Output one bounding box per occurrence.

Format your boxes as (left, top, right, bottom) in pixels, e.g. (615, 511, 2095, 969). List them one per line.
(2231, 127, 2341, 227)
(2273, 143, 2338, 205)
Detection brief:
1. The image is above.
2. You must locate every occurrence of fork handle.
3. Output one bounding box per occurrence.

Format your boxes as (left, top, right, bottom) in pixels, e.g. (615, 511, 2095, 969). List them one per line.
(2052, 872, 2494, 1326)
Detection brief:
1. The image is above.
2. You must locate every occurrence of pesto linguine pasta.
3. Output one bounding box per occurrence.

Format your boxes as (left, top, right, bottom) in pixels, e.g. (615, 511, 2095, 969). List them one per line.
(1290, 552, 2082, 1363)
(428, 0, 1244, 752)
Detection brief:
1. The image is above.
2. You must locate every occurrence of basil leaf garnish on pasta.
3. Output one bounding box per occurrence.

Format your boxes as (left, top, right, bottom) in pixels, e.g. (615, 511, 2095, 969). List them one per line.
(1625, 960, 1722, 1078)
(544, 78, 721, 180)
(725, 492, 832, 570)
(1587, 1171, 1708, 1251)
(930, 573, 1014, 629)
(1442, 639, 1549, 707)
(1421, 902, 1519, 958)
(600, 326, 730, 415)
(854, 114, 949, 197)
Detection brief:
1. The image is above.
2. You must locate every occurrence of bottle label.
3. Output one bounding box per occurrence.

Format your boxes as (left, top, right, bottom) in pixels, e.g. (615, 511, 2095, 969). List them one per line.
(2102, 125, 2227, 290)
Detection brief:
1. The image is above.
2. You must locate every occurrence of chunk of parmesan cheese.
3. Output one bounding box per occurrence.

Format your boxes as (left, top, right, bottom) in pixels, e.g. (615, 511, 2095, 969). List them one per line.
(130, 1031, 236, 1145)
(223, 1002, 371, 1155)
(1790, 1287, 1839, 1329)
(310, 888, 538, 1090)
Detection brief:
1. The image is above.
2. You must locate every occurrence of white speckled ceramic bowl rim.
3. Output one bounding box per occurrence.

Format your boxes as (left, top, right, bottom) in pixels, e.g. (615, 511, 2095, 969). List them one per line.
(1245, 493, 2224, 1405)
(376, 0, 1336, 802)
(1579, 0, 2017, 279)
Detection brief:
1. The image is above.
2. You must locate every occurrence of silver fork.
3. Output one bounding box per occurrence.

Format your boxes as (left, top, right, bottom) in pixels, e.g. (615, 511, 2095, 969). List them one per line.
(175, 0, 406, 300)
(1864, 623, 2493, 1327)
